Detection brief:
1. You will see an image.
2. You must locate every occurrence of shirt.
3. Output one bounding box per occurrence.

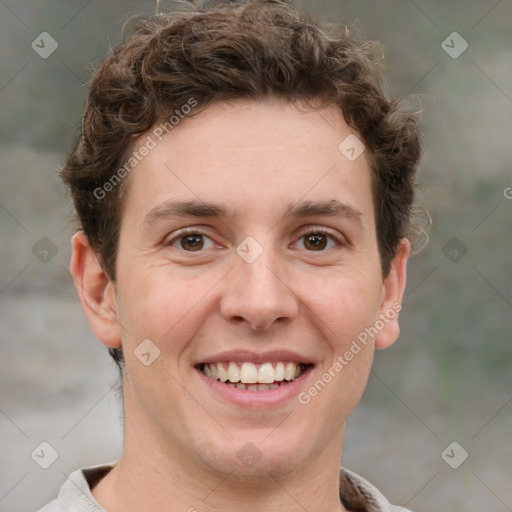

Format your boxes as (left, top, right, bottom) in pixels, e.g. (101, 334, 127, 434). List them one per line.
(37, 463, 414, 512)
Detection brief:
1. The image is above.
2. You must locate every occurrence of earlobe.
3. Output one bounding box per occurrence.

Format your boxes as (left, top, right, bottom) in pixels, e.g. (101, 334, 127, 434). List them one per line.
(70, 232, 122, 348)
(374, 238, 410, 349)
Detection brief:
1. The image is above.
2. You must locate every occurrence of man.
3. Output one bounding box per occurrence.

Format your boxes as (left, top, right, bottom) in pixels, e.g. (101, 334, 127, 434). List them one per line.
(40, 0, 422, 510)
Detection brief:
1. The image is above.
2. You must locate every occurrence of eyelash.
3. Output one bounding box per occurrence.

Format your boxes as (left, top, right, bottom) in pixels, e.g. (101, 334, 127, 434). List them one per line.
(166, 227, 218, 250)
(166, 226, 345, 251)
(295, 227, 343, 250)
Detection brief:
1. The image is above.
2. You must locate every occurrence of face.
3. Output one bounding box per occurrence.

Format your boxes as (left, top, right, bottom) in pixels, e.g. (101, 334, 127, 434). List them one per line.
(73, 99, 408, 482)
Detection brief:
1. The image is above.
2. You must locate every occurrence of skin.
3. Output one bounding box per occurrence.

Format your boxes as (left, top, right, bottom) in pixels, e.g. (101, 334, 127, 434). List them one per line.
(70, 99, 409, 512)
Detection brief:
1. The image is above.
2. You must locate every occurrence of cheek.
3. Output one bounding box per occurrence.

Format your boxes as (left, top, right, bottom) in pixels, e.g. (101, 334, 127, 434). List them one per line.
(115, 271, 204, 414)
(304, 279, 379, 418)
(317, 275, 382, 406)
(308, 270, 382, 344)
(116, 269, 212, 354)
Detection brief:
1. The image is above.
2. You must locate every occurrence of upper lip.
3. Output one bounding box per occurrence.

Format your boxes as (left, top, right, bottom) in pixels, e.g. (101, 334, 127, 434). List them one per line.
(194, 349, 314, 366)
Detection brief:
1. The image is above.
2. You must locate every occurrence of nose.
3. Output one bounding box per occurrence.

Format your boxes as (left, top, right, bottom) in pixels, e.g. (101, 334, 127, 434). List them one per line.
(220, 247, 299, 331)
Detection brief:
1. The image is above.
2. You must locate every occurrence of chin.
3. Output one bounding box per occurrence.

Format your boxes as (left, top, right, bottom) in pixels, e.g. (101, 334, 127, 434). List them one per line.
(195, 430, 311, 481)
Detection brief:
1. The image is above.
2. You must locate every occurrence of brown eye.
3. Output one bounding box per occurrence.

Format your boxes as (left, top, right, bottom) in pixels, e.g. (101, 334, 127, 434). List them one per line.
(180, 234, 204, 251)
(168, 229, 217, 252)
(303, 233, 329, 251)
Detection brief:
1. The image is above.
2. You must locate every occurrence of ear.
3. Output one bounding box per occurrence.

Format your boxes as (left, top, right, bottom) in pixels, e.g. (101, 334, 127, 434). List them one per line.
(69, 231, 121, 348)
(374, 238, 410, 349)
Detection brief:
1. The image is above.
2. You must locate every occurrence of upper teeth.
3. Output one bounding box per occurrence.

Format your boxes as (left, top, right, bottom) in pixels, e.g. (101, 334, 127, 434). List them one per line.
(202, 361, 303, 384)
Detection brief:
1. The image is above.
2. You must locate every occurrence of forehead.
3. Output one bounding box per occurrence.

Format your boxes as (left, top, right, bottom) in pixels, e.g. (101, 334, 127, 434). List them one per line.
(123, 99, 374, 226)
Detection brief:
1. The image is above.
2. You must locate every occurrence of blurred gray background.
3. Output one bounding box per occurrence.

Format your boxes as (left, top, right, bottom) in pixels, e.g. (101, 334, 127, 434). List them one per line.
(0, 1, 510, 511)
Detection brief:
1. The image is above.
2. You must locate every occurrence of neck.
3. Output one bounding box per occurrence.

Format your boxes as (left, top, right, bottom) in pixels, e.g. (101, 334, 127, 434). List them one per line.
(92, 383, 349, 512)
(92, 421, 348, 512)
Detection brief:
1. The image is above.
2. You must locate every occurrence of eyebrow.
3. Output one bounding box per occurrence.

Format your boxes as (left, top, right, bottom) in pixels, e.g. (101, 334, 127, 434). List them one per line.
(143, 198, 364, 226)
(283, 199, 363, 222)
(143, 200, 234, 226)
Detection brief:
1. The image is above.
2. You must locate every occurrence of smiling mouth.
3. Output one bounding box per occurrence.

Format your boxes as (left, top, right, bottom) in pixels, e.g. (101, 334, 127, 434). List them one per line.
(198, 361, 311, 391)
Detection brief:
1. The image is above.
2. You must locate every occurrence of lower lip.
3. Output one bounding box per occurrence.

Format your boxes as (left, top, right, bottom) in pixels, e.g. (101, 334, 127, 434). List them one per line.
(195, 367, 313, 407)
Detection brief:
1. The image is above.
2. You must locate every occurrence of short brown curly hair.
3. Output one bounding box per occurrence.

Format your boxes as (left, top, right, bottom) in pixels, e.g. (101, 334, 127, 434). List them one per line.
(61, 0, 422, 371)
